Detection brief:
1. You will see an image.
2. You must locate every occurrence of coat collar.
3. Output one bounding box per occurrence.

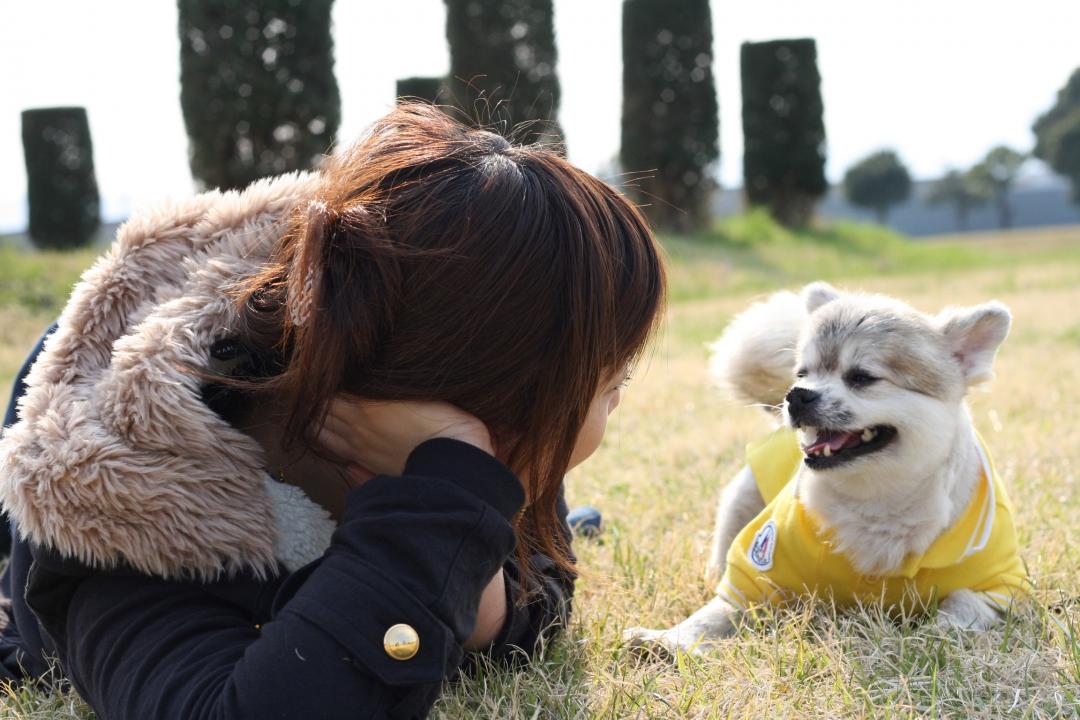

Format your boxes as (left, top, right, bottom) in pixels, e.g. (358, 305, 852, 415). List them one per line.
(0, 171, 337, 581)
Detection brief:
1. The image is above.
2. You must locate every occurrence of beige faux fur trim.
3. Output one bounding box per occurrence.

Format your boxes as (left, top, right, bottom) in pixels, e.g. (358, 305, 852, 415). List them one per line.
(0, 172, 323, 581)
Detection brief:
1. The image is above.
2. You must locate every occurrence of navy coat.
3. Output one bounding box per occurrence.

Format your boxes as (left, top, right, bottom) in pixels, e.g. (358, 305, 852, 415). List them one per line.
(0, 328, 573, 719)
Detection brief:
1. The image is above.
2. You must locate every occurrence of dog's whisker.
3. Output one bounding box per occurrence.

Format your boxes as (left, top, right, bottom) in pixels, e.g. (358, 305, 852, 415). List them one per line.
(743, 402, 783, 412)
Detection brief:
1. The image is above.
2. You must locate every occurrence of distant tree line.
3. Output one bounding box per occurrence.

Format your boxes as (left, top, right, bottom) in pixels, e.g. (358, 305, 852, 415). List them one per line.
(15, 0, 801, 246)
(841, 145, 1028, 230)
(20, 0, 1080, 250)
(841, 67, 1080, 232)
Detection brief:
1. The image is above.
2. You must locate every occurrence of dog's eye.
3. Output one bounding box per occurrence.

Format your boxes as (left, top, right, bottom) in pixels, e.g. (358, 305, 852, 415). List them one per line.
(795, 368, 808, 379)
(845, 370, 878, 388)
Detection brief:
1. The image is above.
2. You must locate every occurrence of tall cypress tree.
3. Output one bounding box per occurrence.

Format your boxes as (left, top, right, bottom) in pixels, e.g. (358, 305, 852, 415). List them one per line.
(443, 0, 563, 147)
(178, 0, 340, 190)
(740, 38, 827, 227)
(621, 0, 719, 232)
(396, 77, 447, 105)
(21, 107, 101, 250)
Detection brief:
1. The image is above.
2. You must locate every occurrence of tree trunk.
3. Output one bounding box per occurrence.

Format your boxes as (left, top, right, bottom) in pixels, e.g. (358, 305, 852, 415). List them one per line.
(995, 191, 1012, 229)
(956, 202, 969, 231)
(770, 191, 815, 228)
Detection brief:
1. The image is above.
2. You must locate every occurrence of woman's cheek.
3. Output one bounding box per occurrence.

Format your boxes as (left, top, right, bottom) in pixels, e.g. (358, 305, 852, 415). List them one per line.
(568, 402, 607, 470)
(608, 387, 622, 414)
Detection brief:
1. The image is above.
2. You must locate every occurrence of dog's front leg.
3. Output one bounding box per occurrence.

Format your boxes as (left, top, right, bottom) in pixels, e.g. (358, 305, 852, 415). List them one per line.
(705, 465, 764, 583)
(937, 589, 1001, 631)
(624, 596, 741, 656)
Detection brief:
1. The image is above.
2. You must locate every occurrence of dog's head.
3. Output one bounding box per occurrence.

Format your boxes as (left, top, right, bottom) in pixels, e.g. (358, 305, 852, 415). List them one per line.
(784, 282, 1010, 490)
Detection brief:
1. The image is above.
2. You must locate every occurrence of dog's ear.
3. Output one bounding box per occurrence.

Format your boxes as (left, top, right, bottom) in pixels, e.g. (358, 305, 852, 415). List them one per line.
(801, 282, 840, 313)
(936, 301, 1011, 385)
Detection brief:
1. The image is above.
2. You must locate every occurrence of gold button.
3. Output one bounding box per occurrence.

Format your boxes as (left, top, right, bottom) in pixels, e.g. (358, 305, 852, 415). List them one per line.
(383, 623, 420, 660)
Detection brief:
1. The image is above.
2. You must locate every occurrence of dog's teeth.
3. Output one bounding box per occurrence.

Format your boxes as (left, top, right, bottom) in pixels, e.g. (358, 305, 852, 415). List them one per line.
(822, 445, 832, 457)
(861, 429, 875, 442)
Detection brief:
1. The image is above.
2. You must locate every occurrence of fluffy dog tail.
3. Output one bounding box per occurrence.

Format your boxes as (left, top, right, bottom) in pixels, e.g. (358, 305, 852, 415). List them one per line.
(707, 289, 808, 413)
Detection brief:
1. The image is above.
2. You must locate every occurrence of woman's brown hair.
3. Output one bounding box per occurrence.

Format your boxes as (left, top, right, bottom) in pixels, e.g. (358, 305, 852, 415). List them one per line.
(235, 103, 666, 584)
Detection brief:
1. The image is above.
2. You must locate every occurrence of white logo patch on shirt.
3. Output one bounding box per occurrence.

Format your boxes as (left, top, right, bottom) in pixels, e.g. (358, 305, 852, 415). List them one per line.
(749, 520, 777, 571)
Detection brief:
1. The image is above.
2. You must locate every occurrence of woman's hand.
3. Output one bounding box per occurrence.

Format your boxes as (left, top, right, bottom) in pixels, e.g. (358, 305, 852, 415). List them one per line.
(314, 395, 493, 481)
(317, 396, 509, 646)
(464, 569, 509, 650)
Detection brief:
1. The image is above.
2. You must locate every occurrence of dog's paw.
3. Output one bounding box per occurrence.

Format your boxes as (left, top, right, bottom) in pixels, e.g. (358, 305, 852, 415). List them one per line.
(624, 598, 741, 658)
(936, 590, 1001, 632)
(935, 612, 990, 632)
(935, 609, 998, 632)
(622, 626, 715, 657)
(622, 625, 663, 648)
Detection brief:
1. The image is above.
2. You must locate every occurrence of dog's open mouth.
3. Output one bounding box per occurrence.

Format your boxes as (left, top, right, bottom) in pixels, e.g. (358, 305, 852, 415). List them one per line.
(801, 425, 897, 469)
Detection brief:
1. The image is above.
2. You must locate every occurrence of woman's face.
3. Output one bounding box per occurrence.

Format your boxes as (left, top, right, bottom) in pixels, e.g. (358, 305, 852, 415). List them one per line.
(567, 366, 627, 471)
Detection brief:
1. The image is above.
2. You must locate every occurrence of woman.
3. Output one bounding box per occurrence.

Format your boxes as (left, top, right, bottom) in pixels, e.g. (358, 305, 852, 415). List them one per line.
(0, 104, 665, 719)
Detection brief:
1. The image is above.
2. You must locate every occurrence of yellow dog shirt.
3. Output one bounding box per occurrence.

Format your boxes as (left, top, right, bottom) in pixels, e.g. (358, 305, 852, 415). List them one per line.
(717, 428, 1028, 613)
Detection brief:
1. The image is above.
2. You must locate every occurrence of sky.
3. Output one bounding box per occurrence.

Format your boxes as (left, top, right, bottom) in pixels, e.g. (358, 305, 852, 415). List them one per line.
(2, 0, 1078, 232)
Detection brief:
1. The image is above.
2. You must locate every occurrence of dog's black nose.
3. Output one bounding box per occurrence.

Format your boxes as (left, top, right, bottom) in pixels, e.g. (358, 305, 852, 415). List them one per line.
(786, 387, 821, 409)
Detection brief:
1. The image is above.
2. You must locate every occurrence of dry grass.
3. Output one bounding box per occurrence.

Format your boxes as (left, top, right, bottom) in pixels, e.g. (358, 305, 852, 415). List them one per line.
(1, 223, 1079, 718)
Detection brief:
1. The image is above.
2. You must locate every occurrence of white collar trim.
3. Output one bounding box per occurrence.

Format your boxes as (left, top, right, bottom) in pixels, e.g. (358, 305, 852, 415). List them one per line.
(959, 440, 995, 560)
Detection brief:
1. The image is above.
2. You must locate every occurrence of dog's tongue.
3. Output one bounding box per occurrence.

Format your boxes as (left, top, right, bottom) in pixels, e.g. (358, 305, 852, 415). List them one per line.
(804, 429, 861, 454)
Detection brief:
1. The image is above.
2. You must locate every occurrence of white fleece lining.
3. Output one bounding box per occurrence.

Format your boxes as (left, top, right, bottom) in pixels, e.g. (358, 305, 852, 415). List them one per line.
(263, 477, 337, 573)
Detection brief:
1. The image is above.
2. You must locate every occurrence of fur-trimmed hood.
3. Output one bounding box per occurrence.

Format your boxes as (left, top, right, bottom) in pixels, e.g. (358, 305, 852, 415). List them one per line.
(0, 172, 339, 582)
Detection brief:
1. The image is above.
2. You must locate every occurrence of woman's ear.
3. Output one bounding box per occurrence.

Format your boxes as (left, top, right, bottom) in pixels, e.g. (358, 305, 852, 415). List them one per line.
(936, 301, 1012, 386)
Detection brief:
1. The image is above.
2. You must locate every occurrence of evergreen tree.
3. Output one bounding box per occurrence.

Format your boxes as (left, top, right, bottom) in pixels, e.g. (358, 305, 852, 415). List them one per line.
(396, 77, 447, 105)
(620, 0, 719, 232)
(178, 0, 340, 190)
(21, 107, 101, 250)
(444, 0, 563, 147)
(1033, 68, 1080, 205)
(968, 146, 1026, 229)
(843, 150, 912, 224)
(740, 39, 827, 227)
(925, 169, 989, 231)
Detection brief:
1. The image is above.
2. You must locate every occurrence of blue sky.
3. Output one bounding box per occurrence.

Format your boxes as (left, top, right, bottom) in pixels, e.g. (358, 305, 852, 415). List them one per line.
(2, 0, 1078, 232)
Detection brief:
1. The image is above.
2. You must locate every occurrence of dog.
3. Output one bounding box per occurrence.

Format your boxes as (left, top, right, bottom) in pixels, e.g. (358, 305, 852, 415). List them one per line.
(625, 282, 1028, 654)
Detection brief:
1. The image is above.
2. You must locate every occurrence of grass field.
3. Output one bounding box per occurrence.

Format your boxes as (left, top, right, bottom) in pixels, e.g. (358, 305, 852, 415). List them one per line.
(2, 216, 1079, 718)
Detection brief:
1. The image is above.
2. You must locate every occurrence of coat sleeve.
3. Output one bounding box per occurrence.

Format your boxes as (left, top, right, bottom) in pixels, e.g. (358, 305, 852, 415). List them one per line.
(28, 438, 525, 720)
(485, 489, 575, 664)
